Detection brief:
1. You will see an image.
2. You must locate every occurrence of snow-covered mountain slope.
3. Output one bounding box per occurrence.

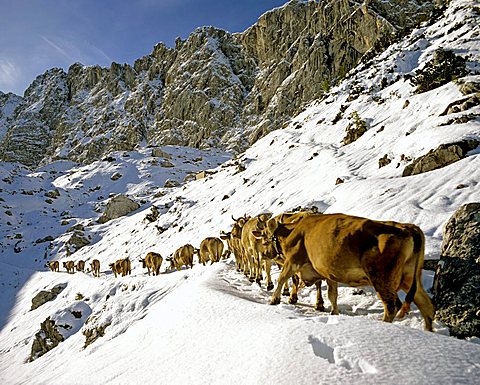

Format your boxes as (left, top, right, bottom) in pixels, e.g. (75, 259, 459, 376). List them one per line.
(0, 0, 479, 384)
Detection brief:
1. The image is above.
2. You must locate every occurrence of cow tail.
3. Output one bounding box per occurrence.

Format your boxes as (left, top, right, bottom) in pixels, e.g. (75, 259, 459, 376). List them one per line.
(399, 227, 423, 317)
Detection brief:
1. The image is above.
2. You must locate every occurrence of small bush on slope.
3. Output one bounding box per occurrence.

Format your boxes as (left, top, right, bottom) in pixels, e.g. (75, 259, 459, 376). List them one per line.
(410, 48, 467, 93)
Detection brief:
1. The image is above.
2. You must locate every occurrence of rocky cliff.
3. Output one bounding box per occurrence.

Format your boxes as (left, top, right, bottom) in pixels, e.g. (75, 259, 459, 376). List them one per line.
(0, 0, 437, 166)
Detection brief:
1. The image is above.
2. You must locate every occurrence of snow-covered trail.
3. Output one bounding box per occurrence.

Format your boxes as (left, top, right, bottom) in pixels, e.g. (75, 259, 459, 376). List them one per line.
(3, 260, 478, 385)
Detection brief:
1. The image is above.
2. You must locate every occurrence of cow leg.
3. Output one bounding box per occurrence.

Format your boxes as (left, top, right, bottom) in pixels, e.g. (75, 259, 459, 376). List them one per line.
(413, 285, 435, 332)
(247, 255, 256, 282)
(271, 261, 294, 305)
(326, 280, 339, 314)
(314, 280, 325, 312)
(289, 274, 299, 304)
(374, 286, 399, 323)
(255, 256, 263, 286)
(263, 259, 274, 291)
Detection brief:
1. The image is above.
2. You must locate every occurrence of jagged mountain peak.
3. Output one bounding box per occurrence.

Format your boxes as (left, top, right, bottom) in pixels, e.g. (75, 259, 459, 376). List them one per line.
(0, 0, 441, 167)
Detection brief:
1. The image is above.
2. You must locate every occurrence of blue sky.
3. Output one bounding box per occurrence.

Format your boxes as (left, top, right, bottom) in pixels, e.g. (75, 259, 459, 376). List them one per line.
(0, 0, 287, 96)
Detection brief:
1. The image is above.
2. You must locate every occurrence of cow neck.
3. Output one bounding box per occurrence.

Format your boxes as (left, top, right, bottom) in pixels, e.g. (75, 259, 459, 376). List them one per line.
(272, 224, 292, 256)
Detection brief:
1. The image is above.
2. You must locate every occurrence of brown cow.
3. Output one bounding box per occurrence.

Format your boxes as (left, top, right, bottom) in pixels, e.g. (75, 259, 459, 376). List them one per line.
(240, 213, 275, 287)
(63, 260, 75, 273)
(167, 244, 195, 271)
(140, 252, 163, 276)
(110, 257, 132, 277)
(220, 215, 250, 273)
(253, 213, 434, 331)
(90, 259, 101, 277)
(76, 260, 85, 272)
(199, 237, 224, 265)
(45, 261, 60, 272)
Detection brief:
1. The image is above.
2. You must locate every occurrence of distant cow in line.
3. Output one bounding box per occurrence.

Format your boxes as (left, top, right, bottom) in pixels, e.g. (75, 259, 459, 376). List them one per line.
(90, 259, 101, 277)
(167, 244, 195, 271)
(252, 212, 435, 331)
(63, 260, 75, 273)
(199, 237, 224, 265)
(220, 215, 250, 273)
(76, 260, 85, 272)
(110, 257, 132, 277)
(140, 252, 163, 276)
(45, 261, 60, 272)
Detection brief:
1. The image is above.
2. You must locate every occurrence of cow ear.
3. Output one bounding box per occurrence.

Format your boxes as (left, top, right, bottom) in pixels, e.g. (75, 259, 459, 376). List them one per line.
(252, 230, 262, 239)
(267, 218, 279, 234)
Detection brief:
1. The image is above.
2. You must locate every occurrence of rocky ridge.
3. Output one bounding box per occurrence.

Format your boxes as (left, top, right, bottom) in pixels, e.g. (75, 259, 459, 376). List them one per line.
(0, 0, 437, 166)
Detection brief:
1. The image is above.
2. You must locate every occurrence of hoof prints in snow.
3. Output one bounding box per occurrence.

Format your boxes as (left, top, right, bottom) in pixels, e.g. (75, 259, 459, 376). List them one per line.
(308, 335, 377, 374)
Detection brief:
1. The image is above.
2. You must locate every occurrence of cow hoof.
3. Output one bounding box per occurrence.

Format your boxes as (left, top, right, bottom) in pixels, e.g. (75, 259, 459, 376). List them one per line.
(315, 305, 325, 312)
(282, 290, 290, 297)
(330, 310, 339, 315)
(270, 298, 281, 305)
(249, 277, 255, 283)
(255, 278, 262, 286)
(289, 294, 298, 304)
(267, 283, 274, 291)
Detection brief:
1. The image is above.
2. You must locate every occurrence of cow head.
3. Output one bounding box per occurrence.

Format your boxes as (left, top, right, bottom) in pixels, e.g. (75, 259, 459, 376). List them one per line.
(139, 258, 146, 268)
(219, 231, 231, 241)
(165, 256, 175, 270)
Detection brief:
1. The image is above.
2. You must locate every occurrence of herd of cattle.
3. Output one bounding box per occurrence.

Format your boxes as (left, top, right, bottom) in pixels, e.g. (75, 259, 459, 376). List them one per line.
(45, 209, 435, 331)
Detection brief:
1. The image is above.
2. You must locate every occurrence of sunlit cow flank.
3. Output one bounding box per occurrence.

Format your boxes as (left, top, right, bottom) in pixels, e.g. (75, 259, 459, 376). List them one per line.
(168, 244, 195, 271)
(75, 260, 85, 272)
(45, 261, 59, 272)
(199, 237, 224, 265)
(90, 259, 101, 277)
(241, 213, 276, 288)
(62, 260, 75, 273)
(253, 213, 434, 331)
(139, 252, 163, 276)
(110, 257, 132, 277)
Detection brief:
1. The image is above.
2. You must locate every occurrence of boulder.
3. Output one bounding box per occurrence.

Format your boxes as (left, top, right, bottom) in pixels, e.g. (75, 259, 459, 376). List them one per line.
(403, 139, 479, 176)
(98, 195, 140, 224)
(30, 317, 65, 361)
(67, 231, 90, 251)
(83, 322, 111, 348)
(31, 284, 66, 310)
(151, 147, 172, 158)
(110, 172, 122, 181)
(164, 179, 180, 188)
(433, 203, 480, 338)
(144, 205, 160, 222)
(159, 159, 175, 168)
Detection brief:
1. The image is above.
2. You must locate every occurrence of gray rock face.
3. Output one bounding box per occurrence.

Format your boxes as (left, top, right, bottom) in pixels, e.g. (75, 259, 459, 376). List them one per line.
(0, 92, 23, 139)
(66, 231, 90, 251)
(0, 0, 436, 167)
(83, 322, 111, 348)
(30, 317, 65, 361)
(441, 203, 480, 261)
(31, 283, 66, 310)
(98, 195, 140, 224)
(433, 203, 480, 339)
(402, 139, 479, 176)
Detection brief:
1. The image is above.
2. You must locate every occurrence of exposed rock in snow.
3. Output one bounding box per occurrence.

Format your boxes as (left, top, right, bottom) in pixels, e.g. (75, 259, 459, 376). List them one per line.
(30, 283, 66, 311)
(402, 139, 479, 176)
(98, 195, 140, 224)
(433, 202, 480, 338)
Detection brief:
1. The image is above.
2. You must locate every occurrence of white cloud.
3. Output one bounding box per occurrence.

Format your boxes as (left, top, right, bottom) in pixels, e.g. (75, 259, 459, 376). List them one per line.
(0, 59, 20, 91)
(41, 35, 113, 67)
(41, 35, 76, 63)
